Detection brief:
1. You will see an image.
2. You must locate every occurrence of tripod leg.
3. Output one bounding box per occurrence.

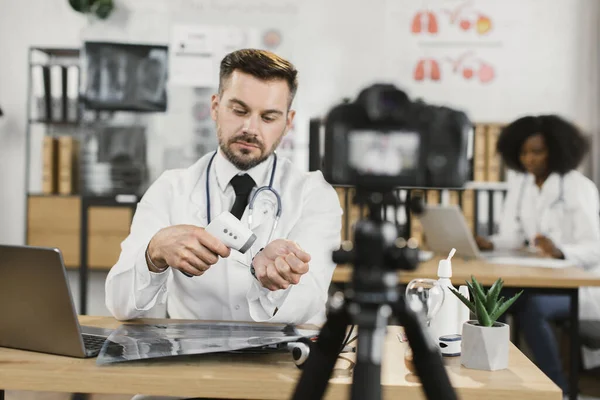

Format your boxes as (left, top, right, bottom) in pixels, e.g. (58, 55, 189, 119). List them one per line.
(395, 297, 458, 400)
(350, 304, 389, 400)
(291, 300, 350, 400)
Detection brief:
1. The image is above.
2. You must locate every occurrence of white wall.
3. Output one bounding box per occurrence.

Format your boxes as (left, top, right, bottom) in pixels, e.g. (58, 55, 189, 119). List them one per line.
(0, 0, 84, 246)
(1, 0, 599, 315)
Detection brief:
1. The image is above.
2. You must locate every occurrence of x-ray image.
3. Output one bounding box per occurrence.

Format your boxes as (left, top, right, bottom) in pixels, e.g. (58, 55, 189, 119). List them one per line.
(99, 50, 127, 102)
(82, 41, 168, 112)
(96, 321, 320, 365)
(135, 49, 168, 104)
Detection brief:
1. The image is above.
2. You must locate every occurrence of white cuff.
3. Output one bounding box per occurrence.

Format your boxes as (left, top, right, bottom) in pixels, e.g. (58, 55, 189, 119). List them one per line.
(132, 245, 169, 311)
(134, 245, 170, 289)
(246, 271, 292, 321)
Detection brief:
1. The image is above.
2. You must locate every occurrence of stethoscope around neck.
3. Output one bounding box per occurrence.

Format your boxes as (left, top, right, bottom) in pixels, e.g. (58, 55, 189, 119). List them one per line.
(515, 173, 565, 233)
(205, 150, 282, 244)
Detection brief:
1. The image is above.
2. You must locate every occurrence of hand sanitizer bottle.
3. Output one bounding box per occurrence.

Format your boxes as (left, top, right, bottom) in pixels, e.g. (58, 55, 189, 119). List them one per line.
(429, 248, 459, 346)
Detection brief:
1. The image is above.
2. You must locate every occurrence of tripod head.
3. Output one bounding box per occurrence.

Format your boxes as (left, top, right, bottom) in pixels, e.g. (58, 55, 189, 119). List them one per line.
(333, 188, 422, 293)
(291, 188, 458, 400)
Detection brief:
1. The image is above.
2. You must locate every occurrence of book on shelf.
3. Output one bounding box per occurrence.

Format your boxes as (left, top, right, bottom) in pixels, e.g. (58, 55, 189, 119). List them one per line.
(30, 63, 79, 123)
(41, 136, 58, 194)
(58, 136, 80, 195)
(486, 124, 503, 182)
(472, 122, 506, 182)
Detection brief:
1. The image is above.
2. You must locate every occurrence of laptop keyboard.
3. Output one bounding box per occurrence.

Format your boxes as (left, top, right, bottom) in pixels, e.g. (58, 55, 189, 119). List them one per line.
(83, 334, 106, 357)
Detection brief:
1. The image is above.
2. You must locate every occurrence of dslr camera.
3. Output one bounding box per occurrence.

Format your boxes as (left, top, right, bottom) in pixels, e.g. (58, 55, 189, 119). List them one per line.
(318, 83, 472, 191)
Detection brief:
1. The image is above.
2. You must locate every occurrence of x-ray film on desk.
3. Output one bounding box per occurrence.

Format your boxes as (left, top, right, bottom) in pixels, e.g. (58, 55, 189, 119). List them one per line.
(96, 321, 319, 365)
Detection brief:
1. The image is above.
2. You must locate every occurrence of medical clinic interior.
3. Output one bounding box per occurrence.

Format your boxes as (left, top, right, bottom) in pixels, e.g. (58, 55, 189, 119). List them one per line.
(3, 1, 600, 400)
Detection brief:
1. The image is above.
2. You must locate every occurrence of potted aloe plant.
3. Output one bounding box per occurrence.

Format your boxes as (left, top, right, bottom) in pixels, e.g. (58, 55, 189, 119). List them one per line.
(450, 276, 522, 371)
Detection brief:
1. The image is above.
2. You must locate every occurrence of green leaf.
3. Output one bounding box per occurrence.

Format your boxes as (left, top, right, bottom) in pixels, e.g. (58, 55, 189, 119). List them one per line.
(474, 292, 493, 327)
(485, 294, 497, 316)
(470, 276, 488, 307)
(490, 290, 523, 322)
(465, 281, 479, 304)
(486, 278, 504, 311)
(491, 296, 506, 317)
(449, 287, 476, 314)
(465, 280, 476, 300)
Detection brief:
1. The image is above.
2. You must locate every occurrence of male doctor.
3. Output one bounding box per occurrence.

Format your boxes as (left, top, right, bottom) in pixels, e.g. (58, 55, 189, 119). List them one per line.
(105, 49, 342, 325)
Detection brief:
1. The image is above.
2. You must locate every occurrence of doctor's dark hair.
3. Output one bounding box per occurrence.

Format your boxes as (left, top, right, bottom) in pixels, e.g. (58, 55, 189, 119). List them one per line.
(218, 49, 298, 107)
(496, 115, 589, 174)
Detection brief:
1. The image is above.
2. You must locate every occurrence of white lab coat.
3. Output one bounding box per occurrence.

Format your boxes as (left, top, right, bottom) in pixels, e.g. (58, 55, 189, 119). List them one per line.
(490, 170, 600, 368)
(105, 150, 342, 326)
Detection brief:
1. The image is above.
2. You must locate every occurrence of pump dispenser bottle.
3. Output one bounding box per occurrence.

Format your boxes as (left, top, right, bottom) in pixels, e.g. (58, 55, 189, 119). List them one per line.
(429, 249, 459, 343)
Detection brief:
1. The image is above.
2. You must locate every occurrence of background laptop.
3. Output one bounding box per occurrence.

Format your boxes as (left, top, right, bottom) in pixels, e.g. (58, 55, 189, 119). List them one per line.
(0, 244, 113, 357)
(417, 205, 537, 260)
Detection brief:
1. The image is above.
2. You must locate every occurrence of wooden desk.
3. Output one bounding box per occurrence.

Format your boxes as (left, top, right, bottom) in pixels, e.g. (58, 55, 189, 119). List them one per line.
(333, 256, 600, 400)
(333, 256, 600, 288)
(0, 316, 560, 400)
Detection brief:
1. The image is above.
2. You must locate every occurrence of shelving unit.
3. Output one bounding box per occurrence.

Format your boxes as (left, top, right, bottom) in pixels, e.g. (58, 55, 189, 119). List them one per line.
(25, 47, 80, 199)
(24, 47, 82, 264)
(24, 47, 139, 315)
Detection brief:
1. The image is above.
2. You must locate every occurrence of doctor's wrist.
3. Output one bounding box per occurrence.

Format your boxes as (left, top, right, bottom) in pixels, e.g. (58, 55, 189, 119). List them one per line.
(250, 248, 264, 281)
(146, 241, 168, 272)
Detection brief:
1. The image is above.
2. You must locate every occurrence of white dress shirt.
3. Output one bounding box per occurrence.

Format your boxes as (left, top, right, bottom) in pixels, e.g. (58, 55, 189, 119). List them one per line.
(105, 150, 343, 325)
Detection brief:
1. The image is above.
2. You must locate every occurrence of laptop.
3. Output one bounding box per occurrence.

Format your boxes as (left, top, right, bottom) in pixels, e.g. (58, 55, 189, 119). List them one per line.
(417, 205, 538, 260)
(0, 244, 113, 358)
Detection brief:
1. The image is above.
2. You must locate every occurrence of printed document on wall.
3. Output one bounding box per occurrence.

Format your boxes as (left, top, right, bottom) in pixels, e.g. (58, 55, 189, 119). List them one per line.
(169, 25, 217, 87)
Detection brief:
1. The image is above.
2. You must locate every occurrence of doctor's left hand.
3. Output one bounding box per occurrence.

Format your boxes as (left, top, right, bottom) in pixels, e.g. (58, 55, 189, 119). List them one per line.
(251, 239, 311, 291)
(534, 234, 565, 259)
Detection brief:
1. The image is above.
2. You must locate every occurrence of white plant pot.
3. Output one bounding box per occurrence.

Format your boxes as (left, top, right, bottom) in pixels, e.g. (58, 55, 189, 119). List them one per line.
(460, 320, 509, 371)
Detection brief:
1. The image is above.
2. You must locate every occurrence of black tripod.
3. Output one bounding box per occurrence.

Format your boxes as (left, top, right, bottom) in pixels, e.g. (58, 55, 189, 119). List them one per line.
(291, 190, 458, 400)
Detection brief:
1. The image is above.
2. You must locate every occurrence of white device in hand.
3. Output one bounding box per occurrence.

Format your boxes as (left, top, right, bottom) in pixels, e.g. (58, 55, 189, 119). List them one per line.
(205, 211, 257, 254)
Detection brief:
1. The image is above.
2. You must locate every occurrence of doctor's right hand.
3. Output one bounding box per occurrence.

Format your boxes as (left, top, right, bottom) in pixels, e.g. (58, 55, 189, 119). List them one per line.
(146, 225, 231, 276)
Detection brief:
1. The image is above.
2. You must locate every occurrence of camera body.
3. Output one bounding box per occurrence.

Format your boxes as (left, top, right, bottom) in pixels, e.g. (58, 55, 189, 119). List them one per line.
(321, 84, 472, 191)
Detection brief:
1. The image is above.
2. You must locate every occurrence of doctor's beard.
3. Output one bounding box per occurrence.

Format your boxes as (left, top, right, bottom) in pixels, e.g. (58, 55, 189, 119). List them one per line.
(218, 130, 284, 171)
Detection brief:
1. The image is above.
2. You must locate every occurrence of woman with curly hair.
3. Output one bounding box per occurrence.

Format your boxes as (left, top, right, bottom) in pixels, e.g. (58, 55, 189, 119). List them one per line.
(476, 114, 600, 396)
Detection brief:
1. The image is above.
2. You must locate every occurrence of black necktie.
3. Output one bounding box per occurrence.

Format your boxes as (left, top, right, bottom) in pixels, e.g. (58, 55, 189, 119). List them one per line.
(229, 174, 256, 220)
